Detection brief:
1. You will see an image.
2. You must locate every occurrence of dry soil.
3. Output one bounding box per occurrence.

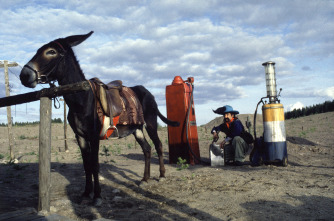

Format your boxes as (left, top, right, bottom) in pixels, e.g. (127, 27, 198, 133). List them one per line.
(0, 112, 333, 220)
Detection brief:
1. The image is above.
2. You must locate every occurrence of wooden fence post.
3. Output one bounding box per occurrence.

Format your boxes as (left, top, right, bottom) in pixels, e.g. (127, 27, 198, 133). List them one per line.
(38, 97, 52, 212)
(1, 60, 18, 161)
(60, 99, 68, 152)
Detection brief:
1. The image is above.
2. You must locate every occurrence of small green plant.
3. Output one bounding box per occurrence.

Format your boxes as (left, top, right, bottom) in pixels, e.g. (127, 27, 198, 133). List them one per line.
(102, 145, 110, 156)
(76, 148, 82, 161)
(26, 151, 36, 156)
(176, 157, 189, 171)
(19, 135, 27, 140)
(127, 143, 132, 149)
(0, 154, 4, 160)
(310, 127, 316, 133)
(110, 145, 121, 155)
(299, 131, 307, 137)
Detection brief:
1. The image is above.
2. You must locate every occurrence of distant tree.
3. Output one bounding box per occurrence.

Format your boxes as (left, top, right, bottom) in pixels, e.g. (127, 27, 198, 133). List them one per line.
(52, 118, 63, 123)
(0, 118, 63, 126)
(285, 99, 334, 119)
(330, 100, 334, 111)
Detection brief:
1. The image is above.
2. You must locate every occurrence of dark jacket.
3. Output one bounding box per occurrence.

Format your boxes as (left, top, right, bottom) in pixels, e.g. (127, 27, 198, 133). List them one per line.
(211, 118, 244, 139)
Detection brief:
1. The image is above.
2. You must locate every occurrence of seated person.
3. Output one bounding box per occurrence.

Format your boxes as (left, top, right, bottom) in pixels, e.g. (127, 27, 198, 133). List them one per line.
(211, 105, 249, 166)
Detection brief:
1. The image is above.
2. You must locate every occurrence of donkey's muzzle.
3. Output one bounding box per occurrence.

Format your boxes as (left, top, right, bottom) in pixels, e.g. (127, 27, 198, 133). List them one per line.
(20, 64, 38, 88)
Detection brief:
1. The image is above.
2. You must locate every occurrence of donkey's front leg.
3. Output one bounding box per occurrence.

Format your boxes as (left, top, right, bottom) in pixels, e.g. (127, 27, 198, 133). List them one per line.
(76, 135, 93, 199)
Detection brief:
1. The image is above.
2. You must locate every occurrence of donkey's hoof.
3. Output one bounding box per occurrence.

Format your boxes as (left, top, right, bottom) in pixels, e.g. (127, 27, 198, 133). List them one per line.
(159, 177, 166, 182)
(80, 197, 91, 205)
(139, 180, 149, 187)
(93, 198, 102, 207)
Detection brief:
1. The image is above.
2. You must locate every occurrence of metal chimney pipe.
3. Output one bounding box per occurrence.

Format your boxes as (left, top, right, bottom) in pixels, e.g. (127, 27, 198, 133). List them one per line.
(262, 61, 277, 103)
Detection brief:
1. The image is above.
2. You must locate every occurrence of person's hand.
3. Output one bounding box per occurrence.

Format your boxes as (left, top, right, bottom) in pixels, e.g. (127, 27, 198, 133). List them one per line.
(220, 140, 226, 149)
(213, 132, 219, 142)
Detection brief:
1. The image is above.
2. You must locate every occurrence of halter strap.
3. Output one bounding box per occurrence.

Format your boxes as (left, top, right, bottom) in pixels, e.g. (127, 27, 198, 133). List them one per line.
(54, 41, 66, 52)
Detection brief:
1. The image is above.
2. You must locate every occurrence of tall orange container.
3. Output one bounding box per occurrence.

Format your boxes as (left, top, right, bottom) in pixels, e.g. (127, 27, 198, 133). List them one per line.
(166, 76, 200, 165)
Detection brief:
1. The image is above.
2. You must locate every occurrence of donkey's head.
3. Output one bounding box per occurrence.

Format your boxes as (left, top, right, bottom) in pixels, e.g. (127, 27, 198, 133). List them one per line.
(20, 31, 93, 88)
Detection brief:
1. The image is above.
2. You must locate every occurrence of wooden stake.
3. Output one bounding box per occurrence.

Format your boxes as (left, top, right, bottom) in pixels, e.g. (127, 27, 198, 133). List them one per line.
(60, 98, 68, 152)
(38, 97, 52, 212)
(0, 60, 18, 161)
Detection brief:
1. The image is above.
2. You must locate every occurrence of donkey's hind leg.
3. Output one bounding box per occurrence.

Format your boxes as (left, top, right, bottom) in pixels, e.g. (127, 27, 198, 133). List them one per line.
(133, 128, 152, 182)
(145, 117, 166, 179)
(90, 138, 102, 206)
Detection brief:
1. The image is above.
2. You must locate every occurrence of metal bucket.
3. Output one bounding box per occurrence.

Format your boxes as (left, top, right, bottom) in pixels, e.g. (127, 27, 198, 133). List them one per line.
(209, 142, 224, 166)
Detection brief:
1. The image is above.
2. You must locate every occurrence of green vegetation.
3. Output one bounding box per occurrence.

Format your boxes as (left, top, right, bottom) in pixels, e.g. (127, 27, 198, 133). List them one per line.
(26, 151, 37, 156)
(285, 100, 334, 120)
(299, 127, 317, 138)
(102, 145, 110, 156)
(100, 144, 122, 157)
(18, 135, 38, 140)
(76, 147, 82, 161)
(0, 118, 63, 127)
(299, 131, 307, 138)
(176, 157, 189, 171)
(18, 135, 27, 140)
(111, 145, 122, 155)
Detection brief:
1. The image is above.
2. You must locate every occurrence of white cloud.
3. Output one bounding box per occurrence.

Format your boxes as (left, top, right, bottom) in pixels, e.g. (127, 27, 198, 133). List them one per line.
(1, 1, 334, 125)
(315, 87, 334, 99)
(287, 101, 305, 111)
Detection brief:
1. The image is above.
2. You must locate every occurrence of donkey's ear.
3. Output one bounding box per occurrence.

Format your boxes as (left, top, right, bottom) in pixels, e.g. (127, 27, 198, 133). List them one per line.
(64, 31, 94, 47)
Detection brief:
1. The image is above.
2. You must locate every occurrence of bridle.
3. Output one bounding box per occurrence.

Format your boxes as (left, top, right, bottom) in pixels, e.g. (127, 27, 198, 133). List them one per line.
(23, 41, 66, 84)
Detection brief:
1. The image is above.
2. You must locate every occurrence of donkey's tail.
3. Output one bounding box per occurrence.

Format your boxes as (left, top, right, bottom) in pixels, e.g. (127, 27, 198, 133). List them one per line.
(129, 85, 180, 127)
(157, 110, 180, 127)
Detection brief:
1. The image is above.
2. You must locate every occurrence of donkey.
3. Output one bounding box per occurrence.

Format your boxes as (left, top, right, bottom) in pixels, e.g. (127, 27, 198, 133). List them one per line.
(20, 31, 179, 206)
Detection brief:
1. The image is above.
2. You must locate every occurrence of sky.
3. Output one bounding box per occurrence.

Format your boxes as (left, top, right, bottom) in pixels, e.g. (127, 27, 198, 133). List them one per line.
(0, 0, 334, 126)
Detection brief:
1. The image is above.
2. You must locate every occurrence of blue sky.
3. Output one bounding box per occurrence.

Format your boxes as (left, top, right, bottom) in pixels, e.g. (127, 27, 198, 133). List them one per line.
(0, 0, 333, 126)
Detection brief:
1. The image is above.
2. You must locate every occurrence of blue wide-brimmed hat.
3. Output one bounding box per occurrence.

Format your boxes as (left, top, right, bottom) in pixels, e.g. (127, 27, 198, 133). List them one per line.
(213, 105, 239, 115)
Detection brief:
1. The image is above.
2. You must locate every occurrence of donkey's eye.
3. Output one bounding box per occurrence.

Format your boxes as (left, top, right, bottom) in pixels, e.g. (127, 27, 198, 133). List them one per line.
(46, 50, 57, 55)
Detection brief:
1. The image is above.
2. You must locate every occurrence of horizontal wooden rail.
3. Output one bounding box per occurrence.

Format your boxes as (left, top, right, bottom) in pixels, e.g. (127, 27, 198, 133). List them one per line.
(0, 81, 91, 108)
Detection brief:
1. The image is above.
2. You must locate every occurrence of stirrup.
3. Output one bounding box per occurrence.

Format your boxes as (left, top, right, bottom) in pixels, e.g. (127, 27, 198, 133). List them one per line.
(105, 125, 119, 140)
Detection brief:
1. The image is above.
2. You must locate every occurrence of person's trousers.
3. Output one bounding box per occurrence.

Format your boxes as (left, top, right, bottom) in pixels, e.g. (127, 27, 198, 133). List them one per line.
(224, 136, 249, 162)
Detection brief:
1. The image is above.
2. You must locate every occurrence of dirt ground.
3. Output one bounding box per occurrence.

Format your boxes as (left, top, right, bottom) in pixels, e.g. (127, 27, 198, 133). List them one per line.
(0, 112, 333, 220)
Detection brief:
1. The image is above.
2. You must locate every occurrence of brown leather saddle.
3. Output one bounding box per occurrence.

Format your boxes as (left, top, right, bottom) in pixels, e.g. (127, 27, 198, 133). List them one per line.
(89, 77, 123, 118)
(88, 78, 144, 128)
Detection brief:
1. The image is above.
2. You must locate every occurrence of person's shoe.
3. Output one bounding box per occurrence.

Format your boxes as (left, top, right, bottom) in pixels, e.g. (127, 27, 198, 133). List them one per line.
(234, 161, 244, 166)
(225, 160, 234, 166)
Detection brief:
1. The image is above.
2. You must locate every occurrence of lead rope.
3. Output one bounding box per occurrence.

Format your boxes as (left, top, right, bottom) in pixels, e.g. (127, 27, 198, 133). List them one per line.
(49, 82, 61, 109)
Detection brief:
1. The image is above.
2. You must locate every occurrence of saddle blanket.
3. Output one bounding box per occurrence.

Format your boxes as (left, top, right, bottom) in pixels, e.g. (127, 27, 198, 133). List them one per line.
(118, 87, 144, 125)
(95, 86, 144, 140)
